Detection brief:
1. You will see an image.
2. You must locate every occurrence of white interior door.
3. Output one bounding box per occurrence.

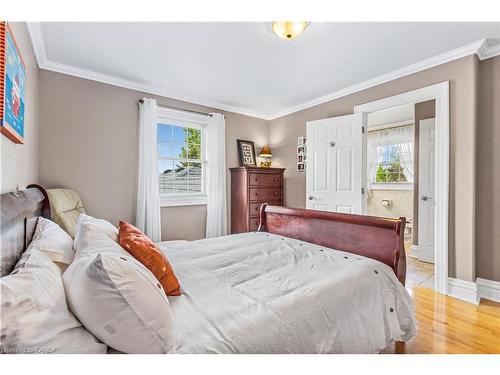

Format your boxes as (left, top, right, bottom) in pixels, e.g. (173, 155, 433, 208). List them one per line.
(306, 114, 364, 214)
(418, 118, 436, 263)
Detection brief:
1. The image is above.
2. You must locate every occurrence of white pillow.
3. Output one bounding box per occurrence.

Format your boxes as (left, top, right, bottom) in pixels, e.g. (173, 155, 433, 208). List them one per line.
(63, 236, 175, 354)
(29, 217, 74, 269)
(0, 247, 107, 354)
(74, 231, 128, 260)
(74, 213, 118, 253)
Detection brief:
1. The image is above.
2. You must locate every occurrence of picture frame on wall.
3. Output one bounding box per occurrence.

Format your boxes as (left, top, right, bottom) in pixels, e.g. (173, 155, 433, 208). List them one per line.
(297, 136, 307, 172)
(237, 139, 257, 167)
(0, 22, 26, 144)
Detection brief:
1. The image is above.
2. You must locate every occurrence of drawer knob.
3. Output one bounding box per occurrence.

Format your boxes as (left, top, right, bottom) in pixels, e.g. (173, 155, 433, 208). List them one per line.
(273, 177, 278, 182)
(273, 191, 278, 196)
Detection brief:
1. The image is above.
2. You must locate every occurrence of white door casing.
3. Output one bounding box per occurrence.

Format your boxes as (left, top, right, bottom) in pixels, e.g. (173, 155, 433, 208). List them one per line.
(306, 113, 363, 214)
(354, 81, 449, 295)
(418, 118, 436, 263)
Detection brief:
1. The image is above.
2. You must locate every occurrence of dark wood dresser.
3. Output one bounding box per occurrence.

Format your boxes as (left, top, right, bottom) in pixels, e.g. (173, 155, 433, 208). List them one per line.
(230, 166, 285, 233)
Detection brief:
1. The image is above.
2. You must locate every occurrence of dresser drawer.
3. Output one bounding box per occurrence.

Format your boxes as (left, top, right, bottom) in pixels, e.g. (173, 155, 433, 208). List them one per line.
(249, 188, 281, 202)
(249, 201, 282, 217)
(249, 173, 282, 187)
(249, 218, 261, 231)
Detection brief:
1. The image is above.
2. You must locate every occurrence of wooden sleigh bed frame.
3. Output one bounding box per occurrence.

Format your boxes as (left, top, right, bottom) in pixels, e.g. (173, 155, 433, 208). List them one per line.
(0, 186, 405, 285)
(258, 204, 406, 285)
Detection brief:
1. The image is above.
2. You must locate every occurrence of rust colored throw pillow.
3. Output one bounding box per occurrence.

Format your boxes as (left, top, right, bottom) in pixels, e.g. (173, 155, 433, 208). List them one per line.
(118, 221, 181, 296)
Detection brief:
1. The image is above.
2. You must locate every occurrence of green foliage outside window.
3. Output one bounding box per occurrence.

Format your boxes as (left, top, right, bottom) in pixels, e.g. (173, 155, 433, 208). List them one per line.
(177, 128, 201, 170)
(375, 163, 408, 183)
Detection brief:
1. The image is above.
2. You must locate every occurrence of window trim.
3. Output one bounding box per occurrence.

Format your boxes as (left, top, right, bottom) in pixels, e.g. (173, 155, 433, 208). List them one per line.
(370, 183, 413, 191)
(160, 193, 208, 207)
(372, 142, 413, 184)
(157, 107, 208, 207)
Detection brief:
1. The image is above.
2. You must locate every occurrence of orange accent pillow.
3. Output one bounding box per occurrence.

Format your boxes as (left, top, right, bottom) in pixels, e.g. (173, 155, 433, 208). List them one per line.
(118, 221, 181, 296)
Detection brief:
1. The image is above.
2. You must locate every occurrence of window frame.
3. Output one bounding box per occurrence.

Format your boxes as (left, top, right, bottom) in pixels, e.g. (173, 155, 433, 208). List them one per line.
(157, 107, 208, 207)
(371, 142, 413, 186)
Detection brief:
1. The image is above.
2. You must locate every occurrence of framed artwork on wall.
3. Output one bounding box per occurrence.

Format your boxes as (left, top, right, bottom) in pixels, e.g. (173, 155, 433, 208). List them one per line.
(237, 139, 257, 167)
(1, 22, 26, 144)
(297, 136, 307, 172)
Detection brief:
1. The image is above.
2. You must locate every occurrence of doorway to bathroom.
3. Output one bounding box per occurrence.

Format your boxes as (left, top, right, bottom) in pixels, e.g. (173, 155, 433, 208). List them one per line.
(365, 101, 436, 290)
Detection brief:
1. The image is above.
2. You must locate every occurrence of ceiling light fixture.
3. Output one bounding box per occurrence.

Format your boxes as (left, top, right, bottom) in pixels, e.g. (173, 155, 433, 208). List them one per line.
(272, 21, 309, 40)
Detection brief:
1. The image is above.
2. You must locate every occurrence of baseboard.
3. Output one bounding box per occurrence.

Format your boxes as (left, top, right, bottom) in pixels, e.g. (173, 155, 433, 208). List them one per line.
(409, 245, 435, 263)
(447, 277, 500, 305)
(477, 278, 500, 303)
(447, 278, 479, 305)
(410, 245, 419, 256)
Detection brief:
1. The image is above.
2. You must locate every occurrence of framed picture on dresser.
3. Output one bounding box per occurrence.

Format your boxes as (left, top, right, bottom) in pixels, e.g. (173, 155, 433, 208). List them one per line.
(237, 139, 257, 167)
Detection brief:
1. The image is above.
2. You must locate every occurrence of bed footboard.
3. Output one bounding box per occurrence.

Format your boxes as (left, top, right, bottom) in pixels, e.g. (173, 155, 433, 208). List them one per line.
(258, 204, 406, 285)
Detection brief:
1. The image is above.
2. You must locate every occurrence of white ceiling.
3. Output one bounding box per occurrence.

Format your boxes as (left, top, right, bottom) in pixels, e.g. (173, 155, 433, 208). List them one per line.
(32, 22, 500, 119)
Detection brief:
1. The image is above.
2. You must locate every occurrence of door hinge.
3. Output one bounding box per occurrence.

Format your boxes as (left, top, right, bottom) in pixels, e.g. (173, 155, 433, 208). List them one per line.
(362, 126, 366, 134)
(361, 187, 365, 194)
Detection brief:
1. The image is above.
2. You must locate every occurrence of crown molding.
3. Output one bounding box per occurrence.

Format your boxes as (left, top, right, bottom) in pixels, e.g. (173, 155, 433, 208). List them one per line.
(26, 22, 500, 121)
(477, 40, 500, 60)
(26, 22, 48, 67)
(270, 39, 496, 120)
(25, 22, 271, 120)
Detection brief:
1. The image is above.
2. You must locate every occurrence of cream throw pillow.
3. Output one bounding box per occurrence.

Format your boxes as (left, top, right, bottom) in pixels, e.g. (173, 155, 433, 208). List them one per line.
(29, 217, 74, 270)
(63, 235, 175, 354)
(0, 247, 107, 354)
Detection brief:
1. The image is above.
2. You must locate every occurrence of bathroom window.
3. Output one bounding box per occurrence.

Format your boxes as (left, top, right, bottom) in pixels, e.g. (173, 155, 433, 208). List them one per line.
(374, 143, 413, 183)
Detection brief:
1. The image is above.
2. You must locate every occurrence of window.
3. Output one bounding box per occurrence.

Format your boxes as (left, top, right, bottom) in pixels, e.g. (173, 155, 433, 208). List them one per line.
(157, 108, 207, 206)
(374, 143, 413, 184)
(367, 124, 414, 189)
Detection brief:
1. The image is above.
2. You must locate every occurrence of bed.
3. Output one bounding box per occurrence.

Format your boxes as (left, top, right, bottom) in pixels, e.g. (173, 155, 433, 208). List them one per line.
(1, 187, 416, 353)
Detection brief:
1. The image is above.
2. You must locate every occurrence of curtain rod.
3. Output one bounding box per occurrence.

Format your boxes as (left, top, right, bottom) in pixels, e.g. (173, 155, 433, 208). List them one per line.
(138, 99, 218, 117)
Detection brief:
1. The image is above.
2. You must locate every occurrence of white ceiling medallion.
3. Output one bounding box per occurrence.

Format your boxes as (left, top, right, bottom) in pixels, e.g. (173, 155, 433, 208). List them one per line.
(26, 22, 500, 121)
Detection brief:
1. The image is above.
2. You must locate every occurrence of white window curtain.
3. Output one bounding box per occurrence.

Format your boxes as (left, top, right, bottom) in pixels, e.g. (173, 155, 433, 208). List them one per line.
(136, 98, 161, 242)
(367, 124, 414, 190)
(205, 113, 227, 238)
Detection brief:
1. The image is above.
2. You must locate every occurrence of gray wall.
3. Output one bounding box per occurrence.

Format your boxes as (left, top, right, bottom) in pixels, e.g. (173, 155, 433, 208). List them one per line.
(476, 56, 500, 281)
(1, 23, 39, 193)
(269, 56, 479, 282)
(38, 70, 269, 241)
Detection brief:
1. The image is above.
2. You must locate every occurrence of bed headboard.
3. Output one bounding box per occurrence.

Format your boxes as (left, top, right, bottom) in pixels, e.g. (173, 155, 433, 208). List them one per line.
(0, 186, 49, 277)
(258, 204, 406, 285)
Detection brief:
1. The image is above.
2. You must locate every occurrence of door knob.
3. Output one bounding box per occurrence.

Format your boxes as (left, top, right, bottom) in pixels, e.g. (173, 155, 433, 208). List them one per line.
(308, 195, 314, 200)
(421, 195, 430, 201)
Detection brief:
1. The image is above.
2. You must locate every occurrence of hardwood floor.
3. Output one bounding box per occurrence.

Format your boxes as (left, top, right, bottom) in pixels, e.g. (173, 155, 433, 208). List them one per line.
(382, 287, 500, 354)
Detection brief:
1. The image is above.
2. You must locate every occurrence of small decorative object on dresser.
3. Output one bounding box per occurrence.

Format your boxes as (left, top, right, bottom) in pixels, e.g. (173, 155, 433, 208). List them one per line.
(230, 166, 285, 233)
(258, 145, 273, 168)
(1, 22, 26, 144)
(297, 136, 307, 172)
(237, 139, 257, 167)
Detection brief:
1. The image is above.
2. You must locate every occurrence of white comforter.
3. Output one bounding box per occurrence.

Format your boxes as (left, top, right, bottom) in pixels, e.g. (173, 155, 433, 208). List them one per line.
(159, 232, 416, 354)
